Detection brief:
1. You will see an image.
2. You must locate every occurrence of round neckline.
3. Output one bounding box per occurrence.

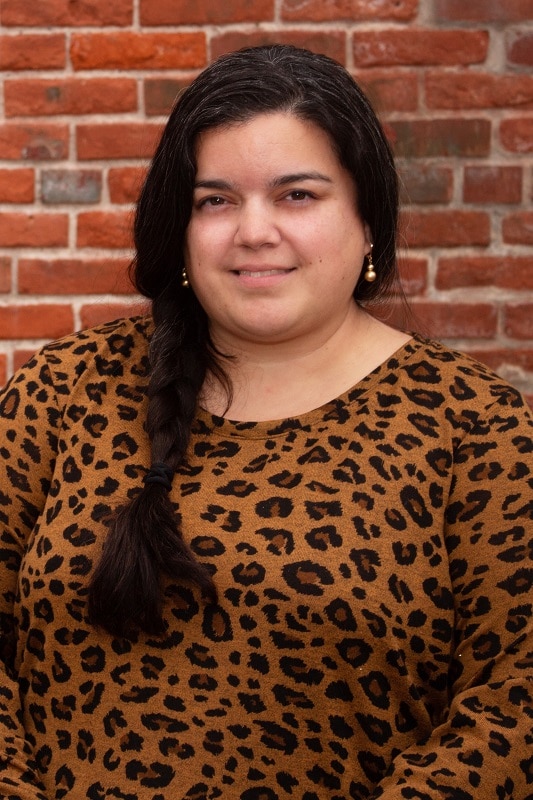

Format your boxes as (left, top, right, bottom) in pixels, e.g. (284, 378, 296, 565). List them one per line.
(195, 334, 424, 439)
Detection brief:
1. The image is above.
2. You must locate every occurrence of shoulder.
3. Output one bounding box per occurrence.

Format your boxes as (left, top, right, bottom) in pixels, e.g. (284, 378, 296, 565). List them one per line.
(32, 315, 153, 391)
(400, 335, 529, 415)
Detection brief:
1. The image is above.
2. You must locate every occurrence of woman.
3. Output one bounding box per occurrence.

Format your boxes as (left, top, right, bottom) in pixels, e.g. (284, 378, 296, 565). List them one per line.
(0, 45, 531, 800)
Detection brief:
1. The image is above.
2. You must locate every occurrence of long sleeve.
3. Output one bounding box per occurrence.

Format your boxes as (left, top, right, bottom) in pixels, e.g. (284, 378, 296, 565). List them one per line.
(374, 388, 533, 799)
(0, 351, 61, 799)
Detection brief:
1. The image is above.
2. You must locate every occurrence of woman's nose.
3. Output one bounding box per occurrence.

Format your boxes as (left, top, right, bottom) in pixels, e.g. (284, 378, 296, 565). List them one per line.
(233, 200, 281, 249)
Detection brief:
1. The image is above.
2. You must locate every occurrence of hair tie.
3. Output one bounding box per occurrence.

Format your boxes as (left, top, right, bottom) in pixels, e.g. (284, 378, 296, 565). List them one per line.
(143, 462, 174, 491)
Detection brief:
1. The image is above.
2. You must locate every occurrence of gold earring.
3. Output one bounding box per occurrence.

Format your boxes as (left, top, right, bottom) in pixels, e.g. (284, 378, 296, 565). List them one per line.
(181, 267, 190, 288)
(364, 245, 376, 283)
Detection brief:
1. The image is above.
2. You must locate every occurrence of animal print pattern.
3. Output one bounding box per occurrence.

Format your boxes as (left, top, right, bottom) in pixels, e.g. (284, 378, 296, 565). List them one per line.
(0, 316, 532, 799)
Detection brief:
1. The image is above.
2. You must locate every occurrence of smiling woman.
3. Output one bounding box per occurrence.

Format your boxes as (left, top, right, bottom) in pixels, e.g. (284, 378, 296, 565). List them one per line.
(0, 44, 532, 800)
(183, 112, 401, 420)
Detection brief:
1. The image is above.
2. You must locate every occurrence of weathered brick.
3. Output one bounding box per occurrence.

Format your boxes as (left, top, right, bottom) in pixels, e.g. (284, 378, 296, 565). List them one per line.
(399, 165, 453, 205)
(141, 0, 273, 24)
(504, 304, 533, 339)
(437, 256, 533, 290)
(0, 34, 65, 69)
(500, 118, 533, 153)
(211, 31, 346, 63)
(353, 29, 488, 67)
(507, 30, 533, 67)
(401, 210, 491, 247)
(281, 0, 418, 22)
(77, 124, 163, 160)
(0, 304, 74, 339)
(358, 70, 418, 112)
(389, 119, 491, 158)
(71, 32, 206, 70)
(0, 169, 34, 203)
(410, 302, 498, 338)
(80, 301, 147, 329)
(5, 79, 137, 117)
(426, 72, 533, 109)
(0, 213, 68, 247)
(77, 211, 133, 249)
(0, 0, 132, 26)
(0, 257, 11, 293)
(41, 170, 102, 204)
(463, 166, 522, 204)
(108, 167, 146, 204)
(434, 0, 533, 23)
(0, 124, 68, 161)
(502, 211, 533, 244)
(145, 78, 195, 117)
(18, 258, 134, 295)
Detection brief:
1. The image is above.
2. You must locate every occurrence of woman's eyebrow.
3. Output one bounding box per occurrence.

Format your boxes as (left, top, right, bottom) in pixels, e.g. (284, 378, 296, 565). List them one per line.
(270, 172, 332, 187)
(193, 172, 333, 191)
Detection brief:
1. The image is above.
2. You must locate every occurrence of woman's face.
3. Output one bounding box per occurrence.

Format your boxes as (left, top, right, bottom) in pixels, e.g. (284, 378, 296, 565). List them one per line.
(184, 112, 372, 353)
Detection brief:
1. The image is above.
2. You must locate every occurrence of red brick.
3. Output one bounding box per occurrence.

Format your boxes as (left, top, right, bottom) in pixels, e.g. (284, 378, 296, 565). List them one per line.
(500, 118, 533, 153)
(0, 214, 68, 247)
(434, 0, 533, 22)
(388, 119, 491, 158)
(80, 301, 147, 329)
(0, 169, 34, 203)
(18, 258, 134, 295)
(0, 305, 74, 339)
(14, 349, 41, 372)
(503, 211, 533, 244)
(401, 210, 490, 248)
(399, 165, 453, 205)
(71, 32, 206, 70)
(0, 257, 11, 293)
(410, 302, 498, 339)
(108, 167, 146, 204)
(281, 0, 417, 22)
(0, 354, 6, 388)
(141, 0, 272, 24)
(5, 79, 137, 117)
(437, 256, 533, 290)
(504, 304, 533, 339)
(507, 30, 533, 67)
(426, 72, 533, 109)
(77, 211, 133, 249)
(0, 0, 132, 26)
(0, 34, 65, 69)
(77, 123, 163, 161)
(398, 257, 428, 296)
(357, 70, 418, 113)
(466, 347, 533, 373)
(145, 78, 194, 117)
(463, 166, 522, 204)
(211, 31, 346, 63)
(0, 124, 68, 160)
(353, 29, 487, 67)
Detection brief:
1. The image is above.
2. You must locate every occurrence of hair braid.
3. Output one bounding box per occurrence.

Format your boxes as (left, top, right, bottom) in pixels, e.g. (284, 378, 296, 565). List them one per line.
(88, 294, 220, 638)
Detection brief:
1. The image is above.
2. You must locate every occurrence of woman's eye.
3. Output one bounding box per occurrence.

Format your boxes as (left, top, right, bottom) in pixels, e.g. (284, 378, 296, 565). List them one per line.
(198, 195, 226, 208)
(287, 190, 311, 201)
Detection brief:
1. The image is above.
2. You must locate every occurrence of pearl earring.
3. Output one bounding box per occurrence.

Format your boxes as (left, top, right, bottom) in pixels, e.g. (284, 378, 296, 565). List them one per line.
(364, 245, 376, 283)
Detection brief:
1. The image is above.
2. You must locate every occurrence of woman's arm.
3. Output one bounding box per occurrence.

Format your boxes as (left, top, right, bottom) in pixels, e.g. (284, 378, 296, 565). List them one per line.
(374, 392, 533, 799)
(0, 351, 61, 799)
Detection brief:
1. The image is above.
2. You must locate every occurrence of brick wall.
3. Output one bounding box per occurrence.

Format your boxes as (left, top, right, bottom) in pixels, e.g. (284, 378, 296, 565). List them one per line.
(1, 0, 532, 399)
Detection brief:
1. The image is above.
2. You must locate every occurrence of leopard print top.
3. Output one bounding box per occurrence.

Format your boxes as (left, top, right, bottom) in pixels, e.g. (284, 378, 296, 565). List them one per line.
(1, 316, 532, 800)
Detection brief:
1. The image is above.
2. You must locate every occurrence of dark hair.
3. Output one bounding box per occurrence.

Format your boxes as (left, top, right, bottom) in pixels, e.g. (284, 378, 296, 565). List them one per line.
(88, 44, 401, 637)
